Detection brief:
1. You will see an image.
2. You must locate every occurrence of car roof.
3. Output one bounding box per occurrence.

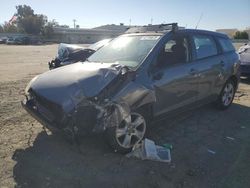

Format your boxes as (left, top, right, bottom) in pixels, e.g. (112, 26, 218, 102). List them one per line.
(122, 32, 164, 37)
(177, 29, 229, 38)
(122, 29, 229, 39)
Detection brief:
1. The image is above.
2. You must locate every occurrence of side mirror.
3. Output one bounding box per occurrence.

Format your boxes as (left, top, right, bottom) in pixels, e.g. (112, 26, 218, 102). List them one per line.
(153, 72, 163, 80)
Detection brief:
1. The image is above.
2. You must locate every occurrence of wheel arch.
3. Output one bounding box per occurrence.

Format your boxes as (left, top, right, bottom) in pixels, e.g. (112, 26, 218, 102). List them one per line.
(228, 75, 239, 89)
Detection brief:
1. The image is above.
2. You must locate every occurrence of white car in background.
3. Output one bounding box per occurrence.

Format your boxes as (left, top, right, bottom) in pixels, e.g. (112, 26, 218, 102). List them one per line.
(239, 42, 250, 77)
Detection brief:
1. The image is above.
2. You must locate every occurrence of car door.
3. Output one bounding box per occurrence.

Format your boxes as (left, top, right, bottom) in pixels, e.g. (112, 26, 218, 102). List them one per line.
(150, 34, 200, 116)
(190, 34, 226, 101)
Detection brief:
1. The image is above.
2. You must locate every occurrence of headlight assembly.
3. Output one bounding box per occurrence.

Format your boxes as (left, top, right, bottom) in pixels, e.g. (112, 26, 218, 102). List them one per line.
(25, 76, 38, 95)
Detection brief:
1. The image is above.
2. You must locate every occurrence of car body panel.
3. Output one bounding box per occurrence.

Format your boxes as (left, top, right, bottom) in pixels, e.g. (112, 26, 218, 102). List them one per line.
(151, 62, 199, 116)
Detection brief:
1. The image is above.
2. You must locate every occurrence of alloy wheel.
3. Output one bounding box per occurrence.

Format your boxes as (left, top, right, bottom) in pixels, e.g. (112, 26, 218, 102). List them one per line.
(222, 82, 235, 106)
(115, 112, 146, 149)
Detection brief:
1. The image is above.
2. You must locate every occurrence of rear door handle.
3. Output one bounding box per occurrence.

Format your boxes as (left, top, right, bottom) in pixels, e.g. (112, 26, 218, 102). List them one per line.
(189, 68, 198, 75)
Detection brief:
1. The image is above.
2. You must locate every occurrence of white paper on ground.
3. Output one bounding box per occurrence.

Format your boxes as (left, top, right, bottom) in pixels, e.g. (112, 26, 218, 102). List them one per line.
(126, 138, 171, 163)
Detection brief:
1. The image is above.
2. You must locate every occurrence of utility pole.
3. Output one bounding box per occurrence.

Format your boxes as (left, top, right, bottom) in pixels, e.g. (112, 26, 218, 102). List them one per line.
(73, 19, 76, 28)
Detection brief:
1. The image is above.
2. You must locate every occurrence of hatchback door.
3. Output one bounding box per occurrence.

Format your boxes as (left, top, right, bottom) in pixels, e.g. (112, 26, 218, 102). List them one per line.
(150, 34, 200, 116)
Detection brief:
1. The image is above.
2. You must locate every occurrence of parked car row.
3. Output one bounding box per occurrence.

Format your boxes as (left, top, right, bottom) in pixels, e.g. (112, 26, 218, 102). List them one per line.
(0, 36, 41, 45)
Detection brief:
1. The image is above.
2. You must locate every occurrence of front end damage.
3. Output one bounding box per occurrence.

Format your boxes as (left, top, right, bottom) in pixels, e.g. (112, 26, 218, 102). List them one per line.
(21, 62, 138, 140)
(22, 61, 157, 152)
(22, 89, 131, 139)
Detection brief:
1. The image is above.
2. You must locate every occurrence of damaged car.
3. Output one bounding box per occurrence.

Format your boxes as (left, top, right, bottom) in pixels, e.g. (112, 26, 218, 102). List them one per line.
(238, 42, 250, 77)
(48, 38, 111, 69)
(22, 23, 240, 153)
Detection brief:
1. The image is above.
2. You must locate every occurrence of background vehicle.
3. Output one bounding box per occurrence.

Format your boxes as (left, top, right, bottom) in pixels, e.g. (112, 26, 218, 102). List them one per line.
(238, 42, 250, 77)
(6, 37, 16, 45)
(0, 37, 8, 44)
(23, 24, 240, 153)
(15, 36, 30, 45)
(48, 38, 111, 69)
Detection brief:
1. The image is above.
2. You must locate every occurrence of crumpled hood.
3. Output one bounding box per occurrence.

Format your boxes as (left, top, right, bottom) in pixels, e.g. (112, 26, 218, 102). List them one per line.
(30, 62, 123, 112)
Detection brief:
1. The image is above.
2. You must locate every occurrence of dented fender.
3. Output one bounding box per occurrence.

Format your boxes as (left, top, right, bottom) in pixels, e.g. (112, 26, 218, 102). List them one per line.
(112, 81, 156, 111)
(86, 81, 156, 132)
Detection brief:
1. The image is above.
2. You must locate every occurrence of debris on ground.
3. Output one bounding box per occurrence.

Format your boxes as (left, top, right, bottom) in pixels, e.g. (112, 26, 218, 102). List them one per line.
(126, 138, 171, 163)
(163, 143, 173, 150)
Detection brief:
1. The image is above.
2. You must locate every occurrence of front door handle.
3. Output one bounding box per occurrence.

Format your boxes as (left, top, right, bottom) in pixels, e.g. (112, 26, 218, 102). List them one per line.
(153, 72, 163, 80)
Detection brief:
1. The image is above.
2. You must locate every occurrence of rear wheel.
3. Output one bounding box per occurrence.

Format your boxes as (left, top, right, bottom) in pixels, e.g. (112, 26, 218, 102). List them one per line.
(216, 79, 236, 110)
(106, 112, 146, 153)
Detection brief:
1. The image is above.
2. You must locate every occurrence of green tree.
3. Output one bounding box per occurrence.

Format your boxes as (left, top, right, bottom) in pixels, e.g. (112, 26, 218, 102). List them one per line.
(234, 31, 249, 39)
(241, 31, 249, 39)
(42, 21, 55, 38)
(16, 5, 47, 35)
(16, 5, 34, 18)
(0, 25, 3, 32)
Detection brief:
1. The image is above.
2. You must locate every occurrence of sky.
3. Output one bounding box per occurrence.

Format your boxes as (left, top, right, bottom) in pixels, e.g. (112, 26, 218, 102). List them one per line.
(0, 0, 250, 31)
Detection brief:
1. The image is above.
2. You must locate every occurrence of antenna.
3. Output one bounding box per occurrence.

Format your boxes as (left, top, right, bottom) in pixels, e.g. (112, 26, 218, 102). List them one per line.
(195, 13, 203, 29)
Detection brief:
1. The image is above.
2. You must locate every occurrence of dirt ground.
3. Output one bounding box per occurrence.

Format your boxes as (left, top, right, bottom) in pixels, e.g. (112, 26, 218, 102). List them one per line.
(0, 44, 250, 188)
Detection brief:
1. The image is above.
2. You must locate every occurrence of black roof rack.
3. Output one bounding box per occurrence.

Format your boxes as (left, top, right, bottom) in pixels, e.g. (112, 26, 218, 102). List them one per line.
(158, 23, 178, 32)
(125, 23, 179, 34)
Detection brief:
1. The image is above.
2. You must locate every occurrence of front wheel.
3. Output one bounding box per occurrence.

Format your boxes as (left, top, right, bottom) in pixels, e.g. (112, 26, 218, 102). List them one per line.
(216, 79, 236, 110)
(106, 112, 146, 153)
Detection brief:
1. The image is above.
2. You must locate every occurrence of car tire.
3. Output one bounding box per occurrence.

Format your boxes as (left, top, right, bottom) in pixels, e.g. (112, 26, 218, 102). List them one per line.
(216, 79, 236, 110)
(105, 112, 146, 153)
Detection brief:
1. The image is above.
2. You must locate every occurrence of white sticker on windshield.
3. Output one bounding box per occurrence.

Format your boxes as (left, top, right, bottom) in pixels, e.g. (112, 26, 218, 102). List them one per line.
(140, 36, 160, 40)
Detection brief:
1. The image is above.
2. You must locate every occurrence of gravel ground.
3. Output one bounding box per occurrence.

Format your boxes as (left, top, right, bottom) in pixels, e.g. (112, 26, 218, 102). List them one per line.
(0, 44, 250, 188)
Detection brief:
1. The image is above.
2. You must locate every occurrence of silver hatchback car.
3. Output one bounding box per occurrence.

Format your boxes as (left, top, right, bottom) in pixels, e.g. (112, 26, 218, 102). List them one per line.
(22, 24, 240, 152)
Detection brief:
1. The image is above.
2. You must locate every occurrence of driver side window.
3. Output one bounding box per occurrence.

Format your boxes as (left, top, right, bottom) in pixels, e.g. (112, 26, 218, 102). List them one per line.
(156, 35, 190, 69)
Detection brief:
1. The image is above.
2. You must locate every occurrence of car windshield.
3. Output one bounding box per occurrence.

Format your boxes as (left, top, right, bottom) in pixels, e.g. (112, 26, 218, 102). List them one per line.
(88, 38, 112, 51)
(88, 35, 160, 68)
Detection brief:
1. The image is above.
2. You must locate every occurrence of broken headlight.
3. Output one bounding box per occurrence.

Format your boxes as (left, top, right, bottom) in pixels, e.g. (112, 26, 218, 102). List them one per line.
(25, 76, 38, 95)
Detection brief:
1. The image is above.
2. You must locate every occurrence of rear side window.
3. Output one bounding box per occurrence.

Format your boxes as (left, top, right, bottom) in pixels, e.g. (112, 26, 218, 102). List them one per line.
(218, 38, 235, 52)
(193, 35, 218, 59)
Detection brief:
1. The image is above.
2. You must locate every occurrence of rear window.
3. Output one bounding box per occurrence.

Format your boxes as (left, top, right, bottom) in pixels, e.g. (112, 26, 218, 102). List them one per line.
(218, 38, 235, 52)
(193, 35, 218, 59)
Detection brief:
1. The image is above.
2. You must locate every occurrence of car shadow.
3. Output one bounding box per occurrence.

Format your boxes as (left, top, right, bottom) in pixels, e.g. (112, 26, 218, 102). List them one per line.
(12, 103, 250, 188)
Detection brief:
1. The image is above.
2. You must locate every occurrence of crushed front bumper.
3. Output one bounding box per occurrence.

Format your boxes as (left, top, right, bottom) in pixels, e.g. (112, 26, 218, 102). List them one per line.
(21, 98, 60, 133)
(22, 92, 131, 136)
(21, 96, 103, 135)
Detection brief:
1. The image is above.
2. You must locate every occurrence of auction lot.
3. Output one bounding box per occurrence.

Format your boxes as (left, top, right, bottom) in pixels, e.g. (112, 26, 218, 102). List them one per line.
(0, 44, 250, 188)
